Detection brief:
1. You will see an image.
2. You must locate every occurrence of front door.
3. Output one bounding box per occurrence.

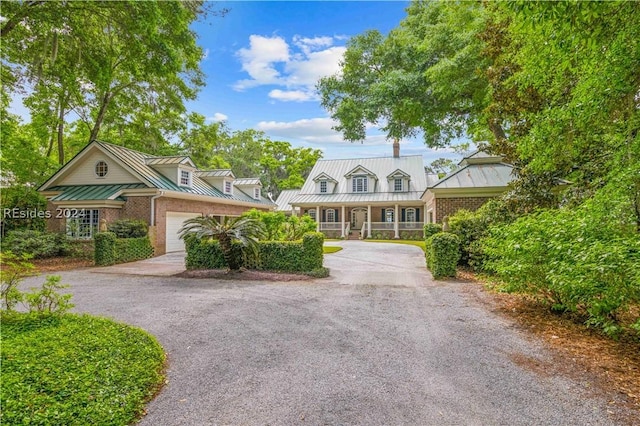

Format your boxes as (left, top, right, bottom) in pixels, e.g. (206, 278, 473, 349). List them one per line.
(351, 208, 367, 231)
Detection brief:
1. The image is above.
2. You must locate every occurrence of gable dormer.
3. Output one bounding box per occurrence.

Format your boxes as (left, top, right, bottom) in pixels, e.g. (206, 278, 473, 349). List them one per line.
(387, 169, 411, 192)
(196, 169, 235, 195)
(345, 165, 377, 193)
(312, 172, 337, 194)
(145, 156, 197, 188)
(234, 178, 263, 200)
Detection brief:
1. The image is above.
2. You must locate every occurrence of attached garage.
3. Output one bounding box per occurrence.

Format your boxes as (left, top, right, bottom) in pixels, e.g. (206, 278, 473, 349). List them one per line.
(165, 212, 202, 252)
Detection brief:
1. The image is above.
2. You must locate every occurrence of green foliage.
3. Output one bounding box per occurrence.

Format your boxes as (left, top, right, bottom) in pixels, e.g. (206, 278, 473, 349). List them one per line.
(22, 275, 74, 316)
(0, 252, 36, 311)
(94, 232, 117, 266)
(180, 215, 265, 271)
(0, 313, 165, 425)
(482, 185, 640, 337)
(2, 229, 71, 259)
(423, 223, 443, 240)
(0, 186, 48, 234)
(426, 232, 461, 279)
(240, 209, 317, 241)
(185, 232, 324, 274)
(114, 237, 154, 263)
(107, 219, 148, 238)
(94, 232, 153, 266)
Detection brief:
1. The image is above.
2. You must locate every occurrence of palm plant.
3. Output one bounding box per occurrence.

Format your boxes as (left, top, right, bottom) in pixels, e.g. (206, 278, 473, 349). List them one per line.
(178, 215, 265, 271)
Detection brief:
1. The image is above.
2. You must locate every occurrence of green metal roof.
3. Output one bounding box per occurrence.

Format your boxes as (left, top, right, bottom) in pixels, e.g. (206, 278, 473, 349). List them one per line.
(48, 183, 148, 201)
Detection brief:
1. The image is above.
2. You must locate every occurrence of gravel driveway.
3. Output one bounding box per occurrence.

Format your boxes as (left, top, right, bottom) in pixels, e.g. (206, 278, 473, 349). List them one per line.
(24, 241, 633, 425)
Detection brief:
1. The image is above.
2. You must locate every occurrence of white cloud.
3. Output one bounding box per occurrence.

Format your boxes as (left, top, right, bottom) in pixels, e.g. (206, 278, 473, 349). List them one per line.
(234, 34, 346, 101)
(234, 35, 290, 90)
(268, 89, 313, 102)
(208, 112, 228, 122)
(257, 117, 387, 146)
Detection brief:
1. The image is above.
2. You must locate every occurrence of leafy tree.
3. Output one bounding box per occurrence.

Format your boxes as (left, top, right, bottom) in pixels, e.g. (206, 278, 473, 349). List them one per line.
(317, 1, 493, 147)
(178, 216, 265, 271)
(425, 158, 457, 178)
(1, 1, 216, 163)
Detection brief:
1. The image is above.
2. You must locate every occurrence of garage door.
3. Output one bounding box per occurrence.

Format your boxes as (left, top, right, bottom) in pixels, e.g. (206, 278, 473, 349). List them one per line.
(165, 212, 202, 252)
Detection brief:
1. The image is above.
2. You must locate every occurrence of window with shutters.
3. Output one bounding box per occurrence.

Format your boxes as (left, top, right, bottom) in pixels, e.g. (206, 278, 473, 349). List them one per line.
(385, 208, 394, 223)
(326, 209, 335, 222)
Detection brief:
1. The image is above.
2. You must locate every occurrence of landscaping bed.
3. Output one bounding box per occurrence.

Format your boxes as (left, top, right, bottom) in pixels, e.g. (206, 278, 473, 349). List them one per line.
(1, 313, 166, 425)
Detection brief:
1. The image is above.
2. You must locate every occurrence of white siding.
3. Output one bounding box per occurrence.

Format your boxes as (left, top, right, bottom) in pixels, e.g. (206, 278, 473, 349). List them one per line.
(58, 149, 140, 185)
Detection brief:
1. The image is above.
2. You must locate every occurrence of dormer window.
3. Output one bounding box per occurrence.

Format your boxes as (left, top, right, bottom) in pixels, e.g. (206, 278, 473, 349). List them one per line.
(224, 180, 233, 195)
(320, 181, 327, 193)
(95, 161, 108, 178)
(253, 188, 261, 199)
(180, 169, 192, 187)
(394, 178, 403, 191)
(352, 176, 368, 193)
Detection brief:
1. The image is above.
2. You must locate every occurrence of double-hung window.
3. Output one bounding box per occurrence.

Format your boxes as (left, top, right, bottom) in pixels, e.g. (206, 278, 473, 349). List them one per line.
(66, 209, 99, 239)
(385, 208, 394, 223)
(326, 209, 335, 222)
(352, 176, 368, 193)
(394, 178, 403, 192)
(180, 170, 191, 187)
(320, 181, 327, 193)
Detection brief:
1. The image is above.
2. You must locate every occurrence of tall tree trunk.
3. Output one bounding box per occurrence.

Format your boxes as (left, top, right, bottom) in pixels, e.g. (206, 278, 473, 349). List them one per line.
(57, 99, 65, 164)
(89, 90, 112, 142)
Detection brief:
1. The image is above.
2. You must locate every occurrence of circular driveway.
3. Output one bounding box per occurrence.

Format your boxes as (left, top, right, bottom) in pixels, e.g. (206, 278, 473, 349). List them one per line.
(24, 242, 631, 425)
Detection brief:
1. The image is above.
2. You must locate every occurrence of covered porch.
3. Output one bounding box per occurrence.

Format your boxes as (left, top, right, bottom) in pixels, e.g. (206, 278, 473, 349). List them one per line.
(298, 204, 424, 239)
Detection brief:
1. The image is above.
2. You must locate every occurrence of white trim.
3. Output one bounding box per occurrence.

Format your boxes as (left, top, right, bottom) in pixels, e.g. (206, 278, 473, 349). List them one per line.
(94, 160, 109, 178)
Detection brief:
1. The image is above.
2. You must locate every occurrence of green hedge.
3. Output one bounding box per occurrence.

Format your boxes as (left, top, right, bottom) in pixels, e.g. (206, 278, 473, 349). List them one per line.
(185, 232, 324, 274)
(2, 230, 71, 259)
(94, 233, 153, 266)
(423, 223, 442, 240)
(426, 232, 460, 279)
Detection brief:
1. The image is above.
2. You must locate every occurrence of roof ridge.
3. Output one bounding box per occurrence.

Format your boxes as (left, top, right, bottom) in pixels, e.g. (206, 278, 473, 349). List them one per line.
(315, 154, 424, 162)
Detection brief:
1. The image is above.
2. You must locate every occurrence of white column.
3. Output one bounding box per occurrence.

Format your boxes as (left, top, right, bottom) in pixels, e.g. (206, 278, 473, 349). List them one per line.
(316, 206, 321, 232)
(367, 205, 371, 239)
(341, 205, 346, 238)
(394, 204, 399, 239)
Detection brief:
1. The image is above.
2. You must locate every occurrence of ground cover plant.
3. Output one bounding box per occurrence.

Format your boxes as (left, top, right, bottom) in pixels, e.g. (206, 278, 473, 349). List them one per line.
(0, 252, 166, 425)
(1, 313, 166, 425)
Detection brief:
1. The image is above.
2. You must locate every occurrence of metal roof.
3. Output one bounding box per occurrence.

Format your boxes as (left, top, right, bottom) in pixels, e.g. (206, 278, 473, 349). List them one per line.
(95, 141, 274, 206)
(274, 189, 301, 212)
(48, 183, 148, 201)
(234, 178, 261, 186)
(195, 169, 234, 178)
(292, 191, 425, 206)
(430, 162, 515, 189)
(145, 156, 195, 167)
(300, 155, 428, 196)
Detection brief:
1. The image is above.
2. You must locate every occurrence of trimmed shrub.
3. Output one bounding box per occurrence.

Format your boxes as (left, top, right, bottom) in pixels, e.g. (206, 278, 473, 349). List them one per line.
(184, 236, 228, 270)
(114, 237, 154, 263)
(94, 233, 153, 265)
(185, 232, 324, 274)
(423, 223, 442, 240)
(2, 230, 71, 259)
(107, 219, 148, 238)
(94, 232, 117, 266)
(426, 232, 460, 279)
(302, 232, 324, 270)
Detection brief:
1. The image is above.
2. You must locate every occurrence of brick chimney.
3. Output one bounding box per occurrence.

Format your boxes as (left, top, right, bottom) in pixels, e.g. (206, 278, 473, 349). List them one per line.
(393, 139, 400, 158)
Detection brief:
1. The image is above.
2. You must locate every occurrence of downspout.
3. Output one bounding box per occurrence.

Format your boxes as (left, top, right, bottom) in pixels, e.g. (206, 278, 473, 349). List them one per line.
(150, 190, 164, 226)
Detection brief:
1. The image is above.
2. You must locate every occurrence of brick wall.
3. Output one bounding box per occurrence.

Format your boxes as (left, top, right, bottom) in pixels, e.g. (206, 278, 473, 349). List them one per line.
(435, 197, 493, 222)
(154, 198, 271, 255)
(121, 196, 151, 223)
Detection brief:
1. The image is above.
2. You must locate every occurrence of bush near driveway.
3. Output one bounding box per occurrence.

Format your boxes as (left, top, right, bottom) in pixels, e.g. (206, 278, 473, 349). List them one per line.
(425, 232, 461, 279)
(186, 231, 324, 274)
(1, 313, 165, 425)
(94, 232, 154, 266)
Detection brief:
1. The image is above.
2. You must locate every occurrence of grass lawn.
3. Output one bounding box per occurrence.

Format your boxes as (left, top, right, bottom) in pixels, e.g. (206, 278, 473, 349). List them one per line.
(1, 313, 165, 425)
(323, 245, 343, 254)
(365, 239, 426, 252)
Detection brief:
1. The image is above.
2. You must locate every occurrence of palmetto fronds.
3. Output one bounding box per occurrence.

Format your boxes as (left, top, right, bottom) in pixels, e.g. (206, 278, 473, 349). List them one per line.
(179, 215, 265, 270)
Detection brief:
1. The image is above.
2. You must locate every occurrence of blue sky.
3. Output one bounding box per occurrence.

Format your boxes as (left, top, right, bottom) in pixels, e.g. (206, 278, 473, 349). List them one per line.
(186, 1, 464, 165)
(9, 1, 465, 165)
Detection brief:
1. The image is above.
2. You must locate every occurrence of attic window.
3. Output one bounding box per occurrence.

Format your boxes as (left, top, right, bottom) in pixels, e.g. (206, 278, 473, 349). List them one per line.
(352, 176, 368, 193)
(394, 178, 403, 191)
(253, 188, 261, 199)
(320, 181, 327, 193)
(224, 180, 233, 194)
(180, 170, 192, 187)
(95, 161, 108, 178)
